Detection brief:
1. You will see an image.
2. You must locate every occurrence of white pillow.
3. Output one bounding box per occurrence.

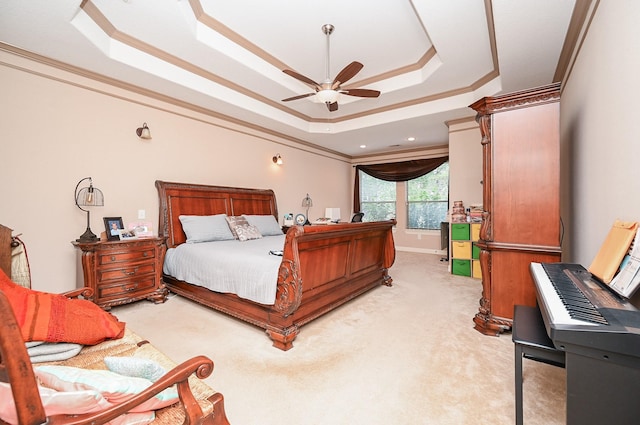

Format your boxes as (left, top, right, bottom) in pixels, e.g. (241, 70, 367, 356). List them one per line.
(179, 214, 235, 243)
(243, 215, 283, 236)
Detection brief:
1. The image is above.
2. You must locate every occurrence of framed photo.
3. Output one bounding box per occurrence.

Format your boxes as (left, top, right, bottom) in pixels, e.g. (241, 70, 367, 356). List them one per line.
(128, 221, 153, 238)
(283, 213, 294, 227)
(104, 217, 124, 241)
(119, 229, 137, 240)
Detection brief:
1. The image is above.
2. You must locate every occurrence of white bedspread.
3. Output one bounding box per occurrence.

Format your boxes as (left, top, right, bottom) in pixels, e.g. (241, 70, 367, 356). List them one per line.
(163, 235, 286, 305)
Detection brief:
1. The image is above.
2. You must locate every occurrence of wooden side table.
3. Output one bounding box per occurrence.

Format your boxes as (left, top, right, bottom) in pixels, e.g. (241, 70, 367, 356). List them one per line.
(72, 237, 168, 309)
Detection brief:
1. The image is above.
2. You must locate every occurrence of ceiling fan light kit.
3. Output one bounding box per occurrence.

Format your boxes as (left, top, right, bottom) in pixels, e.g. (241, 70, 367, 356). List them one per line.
(282, 24, 380, 112)
(316, 89, 340, 104)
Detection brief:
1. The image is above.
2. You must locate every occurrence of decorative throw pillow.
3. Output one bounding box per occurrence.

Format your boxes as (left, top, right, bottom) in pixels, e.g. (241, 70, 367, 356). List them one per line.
(243, 215, 283, 236)
(35, 365, 179, 413)
(235, 224, 262, 241)
(225, 216, 263, 241)
(0, 269, 125, 345)
(224, 215, 248, 239)
(179, 214, 235, 243)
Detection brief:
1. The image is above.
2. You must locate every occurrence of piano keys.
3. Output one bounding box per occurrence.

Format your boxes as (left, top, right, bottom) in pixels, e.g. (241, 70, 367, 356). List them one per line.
(530, 262, 640, 425)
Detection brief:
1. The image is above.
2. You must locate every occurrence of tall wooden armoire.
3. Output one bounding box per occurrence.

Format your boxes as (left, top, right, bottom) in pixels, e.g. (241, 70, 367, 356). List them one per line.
(469, 83, 562, 336)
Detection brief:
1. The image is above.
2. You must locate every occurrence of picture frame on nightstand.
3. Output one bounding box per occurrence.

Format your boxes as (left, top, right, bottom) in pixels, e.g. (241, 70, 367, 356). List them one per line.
(284, 213, 294, 226)
(128, 221, 153, 238)
(103, 217, 124, 241)
(118, 229, 137, 240)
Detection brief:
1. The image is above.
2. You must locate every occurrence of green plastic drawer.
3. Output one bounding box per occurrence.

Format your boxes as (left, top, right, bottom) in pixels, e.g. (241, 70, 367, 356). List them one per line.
(452, 259, 471, 276)
(450, 223, 470, 240)
(472, 243, 481, 260)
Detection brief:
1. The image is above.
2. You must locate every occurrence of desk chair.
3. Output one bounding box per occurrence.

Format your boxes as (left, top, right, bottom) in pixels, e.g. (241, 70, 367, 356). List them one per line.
(512, 305, 566, 425)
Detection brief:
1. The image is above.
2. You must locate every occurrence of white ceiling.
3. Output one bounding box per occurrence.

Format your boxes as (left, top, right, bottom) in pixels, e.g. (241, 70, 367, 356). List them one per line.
(0, 0, 577, 157)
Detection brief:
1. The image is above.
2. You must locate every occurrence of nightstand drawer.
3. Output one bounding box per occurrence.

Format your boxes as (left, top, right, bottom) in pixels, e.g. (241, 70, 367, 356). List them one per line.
(98, 263, 155, 282)
(98, 248, 155, 265)
(98, 277, 156, 298)
(73, 237, 167, 309)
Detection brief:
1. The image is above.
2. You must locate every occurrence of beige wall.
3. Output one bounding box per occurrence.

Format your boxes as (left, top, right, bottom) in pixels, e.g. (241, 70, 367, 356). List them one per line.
(0, 50, 353, 293)
(560, 1, 640, 264)
(0, 47, 484, 291)
(448, 119, 483, 211)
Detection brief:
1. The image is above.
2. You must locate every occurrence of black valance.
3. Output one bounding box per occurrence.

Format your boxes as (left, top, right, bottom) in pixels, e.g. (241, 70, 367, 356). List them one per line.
(353, 157, 448, 213)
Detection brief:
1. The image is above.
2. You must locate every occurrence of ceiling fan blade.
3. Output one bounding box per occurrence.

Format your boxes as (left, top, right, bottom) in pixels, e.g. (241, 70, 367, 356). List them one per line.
(283, 69, 320, 89)
(331, 61, 363, 89)
(282, 92, 316, 102)
(343, 88, 381, 98)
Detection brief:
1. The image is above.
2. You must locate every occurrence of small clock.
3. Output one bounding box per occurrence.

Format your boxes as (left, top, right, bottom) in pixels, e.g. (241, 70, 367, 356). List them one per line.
(295, 213, 307, 225)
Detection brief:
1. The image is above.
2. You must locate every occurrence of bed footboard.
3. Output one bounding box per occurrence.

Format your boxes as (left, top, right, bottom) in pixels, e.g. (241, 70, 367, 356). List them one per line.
(266, 221, 396, 349)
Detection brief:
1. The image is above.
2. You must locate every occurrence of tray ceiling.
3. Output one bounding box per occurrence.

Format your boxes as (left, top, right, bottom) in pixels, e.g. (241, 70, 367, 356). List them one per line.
(0, 0, 578, 157)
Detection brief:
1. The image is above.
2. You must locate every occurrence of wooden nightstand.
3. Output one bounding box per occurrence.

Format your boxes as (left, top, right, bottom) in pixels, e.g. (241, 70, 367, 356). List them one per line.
(72, 237, 168, 310)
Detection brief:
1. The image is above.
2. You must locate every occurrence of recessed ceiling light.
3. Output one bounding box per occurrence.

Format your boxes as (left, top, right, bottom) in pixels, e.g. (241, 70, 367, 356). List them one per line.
(360, 145, 366, 149)
(407, 137, 415, 141)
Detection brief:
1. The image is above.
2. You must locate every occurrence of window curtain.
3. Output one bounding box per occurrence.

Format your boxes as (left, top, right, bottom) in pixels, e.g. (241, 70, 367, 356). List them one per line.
(353, 157, 448, 213)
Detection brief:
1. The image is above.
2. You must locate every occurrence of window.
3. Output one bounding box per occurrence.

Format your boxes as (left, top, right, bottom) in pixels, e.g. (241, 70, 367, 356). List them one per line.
(406, 162, 449, 230)
(356, 158, 449, 228)
(359, 171, 396, 221)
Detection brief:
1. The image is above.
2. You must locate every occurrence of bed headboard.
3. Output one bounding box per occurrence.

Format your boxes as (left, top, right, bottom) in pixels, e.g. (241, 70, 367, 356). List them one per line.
(156, 180, 279, 248)
(0, 224, 13, 277)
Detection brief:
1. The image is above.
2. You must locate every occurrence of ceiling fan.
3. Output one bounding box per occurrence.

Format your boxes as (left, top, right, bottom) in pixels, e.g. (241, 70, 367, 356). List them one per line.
(281, 24, 380, 112)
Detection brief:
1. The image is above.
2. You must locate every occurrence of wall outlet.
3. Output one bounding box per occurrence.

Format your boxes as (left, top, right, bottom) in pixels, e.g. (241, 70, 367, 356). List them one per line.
(138, 209, 146, 219)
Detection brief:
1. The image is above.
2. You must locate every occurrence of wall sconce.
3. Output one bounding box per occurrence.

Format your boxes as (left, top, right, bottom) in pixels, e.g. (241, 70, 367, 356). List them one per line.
(75, 177, 104, 242)
(136, 123, 152, 140)
(272, 154, 283, 165)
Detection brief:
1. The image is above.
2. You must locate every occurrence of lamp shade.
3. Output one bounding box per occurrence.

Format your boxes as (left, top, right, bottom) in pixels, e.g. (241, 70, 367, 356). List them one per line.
(76, 185, 104, 207)
(301, 193, 313, 208)
(74, 177, 104, 242)
(325, 208, 341, 221)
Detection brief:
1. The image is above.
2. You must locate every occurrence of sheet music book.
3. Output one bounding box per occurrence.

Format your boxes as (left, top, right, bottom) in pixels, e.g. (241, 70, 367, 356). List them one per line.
(610, 230, 640, 298)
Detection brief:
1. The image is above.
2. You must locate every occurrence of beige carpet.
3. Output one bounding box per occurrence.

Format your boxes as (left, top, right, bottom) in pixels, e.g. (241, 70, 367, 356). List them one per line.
(113, 252, 566, 425)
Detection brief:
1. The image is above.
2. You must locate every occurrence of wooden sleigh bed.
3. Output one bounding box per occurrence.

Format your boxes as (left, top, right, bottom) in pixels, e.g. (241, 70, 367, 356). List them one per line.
(156, 180, 396, 350)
